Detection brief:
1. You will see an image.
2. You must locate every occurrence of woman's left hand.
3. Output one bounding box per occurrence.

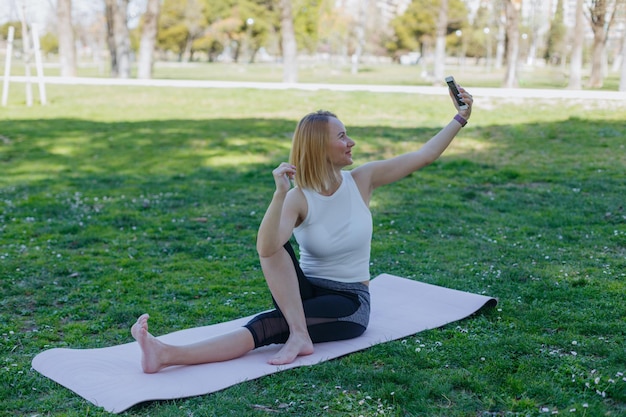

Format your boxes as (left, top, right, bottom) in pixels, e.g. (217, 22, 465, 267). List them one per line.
(451, 85, 473, 120)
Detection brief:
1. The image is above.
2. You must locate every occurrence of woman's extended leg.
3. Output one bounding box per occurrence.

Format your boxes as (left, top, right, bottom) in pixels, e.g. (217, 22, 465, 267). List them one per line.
(258, 246, 314, 365)
(131, 314, 255, 373)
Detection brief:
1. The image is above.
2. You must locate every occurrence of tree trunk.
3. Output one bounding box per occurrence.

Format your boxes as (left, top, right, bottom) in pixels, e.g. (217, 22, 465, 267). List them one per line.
(183, 36, 194, 62)
(19, 4, 33, 106)
(503, 0, 521, 88)
(495, 12, 506, 69)
(433, 0, 448, 84)
(588, 34, 605, 88)
(351, 0, 368, 75)
(137, 0, 160, 79)
(568, 0, 584, 89)
(589, 0, 617, 88)
(57, 0, 76, 77)
(280, 0, 298, 83)
(105, 0, 131, 78)
(619, 26, 626, 91)
(105, 0, 118, 77)
(114, 0, 131, 78)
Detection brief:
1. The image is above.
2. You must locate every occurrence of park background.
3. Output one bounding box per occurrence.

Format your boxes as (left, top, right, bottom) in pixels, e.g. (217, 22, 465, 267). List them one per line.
(1, 1, 626, 416)
(1, 0, 626, 90)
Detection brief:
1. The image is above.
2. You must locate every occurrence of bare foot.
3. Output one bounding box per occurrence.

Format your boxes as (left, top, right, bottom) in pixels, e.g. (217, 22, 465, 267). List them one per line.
(268, 332, 314, 365)
(131, 314, 167, 373)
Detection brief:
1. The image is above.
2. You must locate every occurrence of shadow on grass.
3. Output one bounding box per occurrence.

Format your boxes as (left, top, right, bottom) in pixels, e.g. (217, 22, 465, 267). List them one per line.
(2, 116, 623, 279)
(1, 116, 624, 252)
(1, 116, 624, 185)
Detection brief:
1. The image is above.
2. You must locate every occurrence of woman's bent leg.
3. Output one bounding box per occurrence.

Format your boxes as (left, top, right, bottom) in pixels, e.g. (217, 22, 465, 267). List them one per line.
(131, 314, 255, 373)
(258, 247, 314, 365)
(245, 286, 368, 347)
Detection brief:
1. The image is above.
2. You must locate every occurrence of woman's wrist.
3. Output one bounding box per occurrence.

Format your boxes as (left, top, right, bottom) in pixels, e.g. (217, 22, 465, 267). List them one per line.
(453, 114, 468, 127)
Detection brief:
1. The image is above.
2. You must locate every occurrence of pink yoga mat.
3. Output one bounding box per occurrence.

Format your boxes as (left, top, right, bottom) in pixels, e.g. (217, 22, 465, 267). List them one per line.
(32, 273, 496, 413)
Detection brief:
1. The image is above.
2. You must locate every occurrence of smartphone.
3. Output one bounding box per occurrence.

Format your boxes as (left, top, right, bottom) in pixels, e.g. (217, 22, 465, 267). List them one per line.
(445, 76, 468, 110)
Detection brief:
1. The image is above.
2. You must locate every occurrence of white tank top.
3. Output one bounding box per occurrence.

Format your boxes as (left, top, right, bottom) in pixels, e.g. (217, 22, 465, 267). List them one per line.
(293, 171, 372, 283)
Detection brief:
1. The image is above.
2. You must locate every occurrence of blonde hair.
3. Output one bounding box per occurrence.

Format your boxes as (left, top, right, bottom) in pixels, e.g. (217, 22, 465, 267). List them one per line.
(289, 110, 338, 193)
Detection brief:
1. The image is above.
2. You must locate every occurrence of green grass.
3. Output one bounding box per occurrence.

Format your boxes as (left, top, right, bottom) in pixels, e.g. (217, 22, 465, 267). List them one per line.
(1, 84, 625, 416)
(6, 57, 624, 90)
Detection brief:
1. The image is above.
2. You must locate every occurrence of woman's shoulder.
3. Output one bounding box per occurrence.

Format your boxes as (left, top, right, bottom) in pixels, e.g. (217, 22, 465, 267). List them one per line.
(287, 186, 307, 204)
(346, 167, 375, 206)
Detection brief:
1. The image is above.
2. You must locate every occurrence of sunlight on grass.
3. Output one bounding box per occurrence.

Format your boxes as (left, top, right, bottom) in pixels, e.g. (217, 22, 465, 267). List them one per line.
(48, 145, 78, 156)
(445, 136, 497, 155)
(203, 153, 272, 167)
(7, 162, 70, 182)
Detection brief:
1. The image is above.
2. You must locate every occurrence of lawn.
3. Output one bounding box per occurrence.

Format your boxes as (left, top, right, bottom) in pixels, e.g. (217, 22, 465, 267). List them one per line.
(1, 82, 625, 416)
(7, 57, 625, 91)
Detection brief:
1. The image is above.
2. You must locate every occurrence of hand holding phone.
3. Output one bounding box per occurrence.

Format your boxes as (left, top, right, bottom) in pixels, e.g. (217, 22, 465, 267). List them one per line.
(445, 76, 468, 110)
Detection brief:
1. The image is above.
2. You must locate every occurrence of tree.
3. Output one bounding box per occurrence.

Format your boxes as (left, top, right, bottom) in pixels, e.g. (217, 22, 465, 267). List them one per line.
(433, 0, 448, 83)
(158, 0, 207, 62)
(568, 0, 585, 89)
(524, 0, 543, 66)
(186, 0, 274, 63)
(280, 0, 298, 83)
(105, 0, 131, 78)
(544, 0, 566, 65)
(465, 5, 491, 62)
(293, 0, 323, 54)
(57, 0, 76, 77)
(317, 0, 353, 60)
(587, 0, 620, 88)
(503, 0, 521, 88)
(387, 0, 466, 61)
(137, 0, 161, 79)
(351, 0, 368, 74)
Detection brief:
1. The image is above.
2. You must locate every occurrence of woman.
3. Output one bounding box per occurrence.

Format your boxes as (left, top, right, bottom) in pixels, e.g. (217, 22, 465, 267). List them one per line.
(131, 83, 473, 373)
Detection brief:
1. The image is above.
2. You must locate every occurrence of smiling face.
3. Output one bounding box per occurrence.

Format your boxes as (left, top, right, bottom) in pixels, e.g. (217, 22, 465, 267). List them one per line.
(326, 117, 355, 169)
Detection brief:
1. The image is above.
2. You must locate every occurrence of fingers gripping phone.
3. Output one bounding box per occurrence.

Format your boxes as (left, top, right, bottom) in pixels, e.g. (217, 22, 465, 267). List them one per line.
(445, 76, 468, 110)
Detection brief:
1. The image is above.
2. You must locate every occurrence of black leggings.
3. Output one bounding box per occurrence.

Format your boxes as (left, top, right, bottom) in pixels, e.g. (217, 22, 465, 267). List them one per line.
(244, 242, 370, 348)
